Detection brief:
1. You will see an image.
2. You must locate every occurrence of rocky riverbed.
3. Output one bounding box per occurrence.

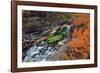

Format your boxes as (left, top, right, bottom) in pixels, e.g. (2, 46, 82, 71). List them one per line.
(23, 24, 72, 62)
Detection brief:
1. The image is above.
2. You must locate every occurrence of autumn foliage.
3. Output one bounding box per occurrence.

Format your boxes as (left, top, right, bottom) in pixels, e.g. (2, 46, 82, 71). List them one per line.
(61, 13, 90, 60)
(69, 13, 90, 59)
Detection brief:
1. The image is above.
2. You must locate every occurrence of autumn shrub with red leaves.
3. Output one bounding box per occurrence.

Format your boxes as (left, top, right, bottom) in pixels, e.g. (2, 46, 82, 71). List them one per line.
(62, 13, 90, 60)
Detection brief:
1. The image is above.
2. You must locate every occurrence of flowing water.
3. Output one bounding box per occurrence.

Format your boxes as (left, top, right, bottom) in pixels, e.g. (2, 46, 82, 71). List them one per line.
(23, 41, 54, 62)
